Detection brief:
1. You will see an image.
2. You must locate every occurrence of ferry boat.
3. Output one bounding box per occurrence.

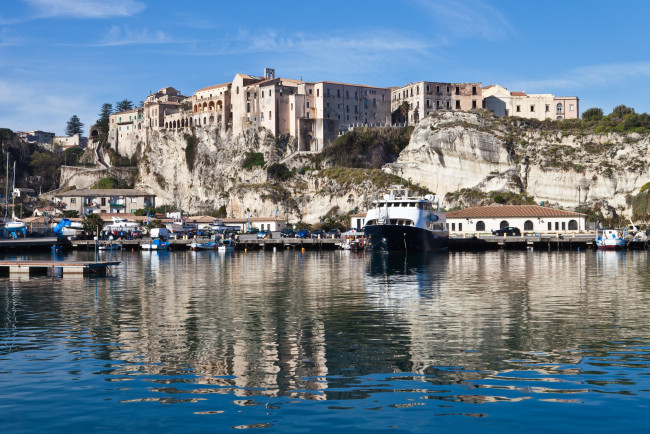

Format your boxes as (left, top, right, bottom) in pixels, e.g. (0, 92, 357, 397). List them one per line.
(364, 185, 448, 252)
(595, 229, 627, 251)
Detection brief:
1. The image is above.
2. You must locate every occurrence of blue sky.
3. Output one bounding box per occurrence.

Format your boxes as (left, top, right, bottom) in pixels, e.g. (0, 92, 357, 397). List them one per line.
(1, 0, 649, 136)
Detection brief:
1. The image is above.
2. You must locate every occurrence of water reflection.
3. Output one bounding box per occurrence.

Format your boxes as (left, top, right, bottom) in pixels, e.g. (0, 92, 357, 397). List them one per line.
(2, 250, 650, 432)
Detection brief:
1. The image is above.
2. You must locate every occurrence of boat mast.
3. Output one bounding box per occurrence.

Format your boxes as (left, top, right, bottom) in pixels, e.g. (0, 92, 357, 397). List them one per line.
(4, 157, 7, 219)
(11, 161, 16, 220)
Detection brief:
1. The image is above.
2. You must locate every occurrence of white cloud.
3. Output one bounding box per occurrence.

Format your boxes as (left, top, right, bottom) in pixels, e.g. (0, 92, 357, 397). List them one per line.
(23, 0, 146, 19)
(413, 0, 515, 41)
(95, 25, 173, 46)
(0, 79, 95, 135)
(510, 62, 650, 92)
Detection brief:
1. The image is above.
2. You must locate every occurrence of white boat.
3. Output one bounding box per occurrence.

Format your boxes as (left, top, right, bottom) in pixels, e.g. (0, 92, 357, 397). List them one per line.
(339, 230, 365, 250)
(4, 161, 27, 238)
(190, 241, 217, 250)
(141, 239, 171, 251)
(595, 229, 627, 251)
(107, 216, 140, 231)
(364, 185, 448, 252)
(217, 239, 237, 252)
(98, 243, 121, 251)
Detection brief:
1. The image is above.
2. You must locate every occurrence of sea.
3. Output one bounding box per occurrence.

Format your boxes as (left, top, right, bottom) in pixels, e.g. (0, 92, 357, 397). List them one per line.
(1, 248, 650, 433)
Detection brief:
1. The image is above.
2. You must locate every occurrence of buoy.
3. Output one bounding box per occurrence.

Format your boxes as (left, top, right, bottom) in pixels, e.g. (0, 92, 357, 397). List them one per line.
(301, 247, 305, 253)
(245, 248, 247, 252)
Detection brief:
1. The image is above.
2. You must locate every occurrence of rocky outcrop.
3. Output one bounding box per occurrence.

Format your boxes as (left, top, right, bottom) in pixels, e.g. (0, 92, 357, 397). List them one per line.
(385, 112, 650, 218)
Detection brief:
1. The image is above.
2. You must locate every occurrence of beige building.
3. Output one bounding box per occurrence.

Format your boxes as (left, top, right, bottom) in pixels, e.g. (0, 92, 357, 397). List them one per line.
(108, 69, 392, 154)
(483, 85, 579, 120)
(53, 133, 87, 149)
(391, 81, 482, 124)
(445, 205, 586, 234)
(56, 188, 155, 215)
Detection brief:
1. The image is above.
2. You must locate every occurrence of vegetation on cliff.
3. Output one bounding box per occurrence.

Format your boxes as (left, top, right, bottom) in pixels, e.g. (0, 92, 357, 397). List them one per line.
(319, 126, 413, 169)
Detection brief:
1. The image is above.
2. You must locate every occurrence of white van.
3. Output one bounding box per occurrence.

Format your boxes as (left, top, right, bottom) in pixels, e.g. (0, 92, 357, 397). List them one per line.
(150, 228, 170, 239)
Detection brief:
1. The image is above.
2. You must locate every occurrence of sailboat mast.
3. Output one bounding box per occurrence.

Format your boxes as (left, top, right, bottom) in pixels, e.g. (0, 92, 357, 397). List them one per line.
(4, 157, 8, 219)
(12, 161, 16, 219)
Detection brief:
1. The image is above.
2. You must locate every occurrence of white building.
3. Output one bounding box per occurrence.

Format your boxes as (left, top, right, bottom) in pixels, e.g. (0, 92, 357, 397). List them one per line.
(445, 205, 587, 234)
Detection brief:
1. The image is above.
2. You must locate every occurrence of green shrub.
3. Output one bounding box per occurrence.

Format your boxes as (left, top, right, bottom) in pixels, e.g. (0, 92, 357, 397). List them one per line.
(242, 152, 265, 169)
(267, 163, 293, 181)
(184, 133, 197, 171)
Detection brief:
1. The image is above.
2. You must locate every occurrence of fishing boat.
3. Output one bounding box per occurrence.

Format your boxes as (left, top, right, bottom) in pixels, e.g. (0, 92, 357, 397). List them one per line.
(190, 241, 217, 250)
(339, 229, 365, 250)
(595, 229, 627, 251)
(364, 185, 448, 252)
(141, 239, 171, 251)
(217, 239, 236, 252)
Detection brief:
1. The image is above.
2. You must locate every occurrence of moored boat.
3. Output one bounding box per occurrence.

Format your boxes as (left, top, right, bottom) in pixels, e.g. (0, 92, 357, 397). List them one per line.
(217, 239, 236, 252)
(364, 185, 448, 252)
(141, 239, 171, 251)
(595, 229, 627, 250)
(190, 241, 217, 250)
(339, 230, 365, 250)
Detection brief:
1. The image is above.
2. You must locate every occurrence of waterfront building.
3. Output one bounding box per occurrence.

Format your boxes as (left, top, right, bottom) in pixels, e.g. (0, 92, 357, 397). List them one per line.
(483, 85, 579, 120)
(445, 205, 586, 235)
(56, 188, 155, 215)
(390, 81, 483, 124)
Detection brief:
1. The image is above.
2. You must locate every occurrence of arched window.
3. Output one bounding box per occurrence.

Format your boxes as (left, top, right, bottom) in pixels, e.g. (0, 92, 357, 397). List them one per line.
(476, 221, 485, 231)
(556, 102, 563, 114)
(500, 220, 509, 229)
(568, 220, 578, 230)
(524, 220, 534, 231)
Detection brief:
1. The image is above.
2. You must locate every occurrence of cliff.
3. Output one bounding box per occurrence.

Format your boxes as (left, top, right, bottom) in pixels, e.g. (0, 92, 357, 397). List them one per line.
(385, 112, 650, 220)
(60, 112, 650, 223)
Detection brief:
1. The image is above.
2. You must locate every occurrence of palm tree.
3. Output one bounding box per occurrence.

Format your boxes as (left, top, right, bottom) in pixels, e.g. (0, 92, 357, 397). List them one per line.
(400, 101, 411, 125)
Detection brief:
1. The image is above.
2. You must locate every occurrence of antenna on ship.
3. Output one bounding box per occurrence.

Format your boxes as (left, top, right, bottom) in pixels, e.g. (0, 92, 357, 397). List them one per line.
(400, 168, 403, 186)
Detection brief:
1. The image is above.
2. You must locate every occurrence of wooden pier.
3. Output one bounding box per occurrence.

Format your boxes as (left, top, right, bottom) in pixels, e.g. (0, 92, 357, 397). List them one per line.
(0, 260, 120, 277)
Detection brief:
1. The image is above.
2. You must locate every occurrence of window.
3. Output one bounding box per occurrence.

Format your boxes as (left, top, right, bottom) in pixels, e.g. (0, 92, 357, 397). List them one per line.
(548, 222, 552, 230)
(476, 221, 485, 231)
(436, 85, 440, 93)
(130, 198, 137, 203)
(451, 223, 455, 231)
(247, 103, 250, 112)
(562, 222, 566, 230)
(317, 89, 319, 97)
(455, 86, 460, 95)
(101, 198, 106, 206)
(458, 223, 462, 231)
(309, 89, 312, 95)
(516, 105, 521, 112)
(269, 111, 272, 119)
(524, 220, 534, 231)
(71, 198, 76, 204)
(500, 220, 509, 229)
(570, 104, 575, 111)
(530, 105, 535, 112)
(455, 100, 461, 109)
(568, 220, 578, 230)
(545, 104, 550, 112)
(555, 222, 559, 230)
(472, 100, 477, 109)
(472, 86, 477, 95)
(556, 103, 563, 113)
(446, 86, 450, 93)
(307, 102, 310, 108)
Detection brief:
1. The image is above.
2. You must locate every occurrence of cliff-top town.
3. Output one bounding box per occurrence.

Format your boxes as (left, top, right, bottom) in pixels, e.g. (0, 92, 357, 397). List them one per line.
(101, 68, 579, 154)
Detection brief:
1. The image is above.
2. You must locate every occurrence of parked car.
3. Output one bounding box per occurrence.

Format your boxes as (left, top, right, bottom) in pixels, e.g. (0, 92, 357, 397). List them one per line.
(492, 226, 521, 236)
(246, 227, 259, 234)
(131, 230, 143, 239)
(295, 229, 311, 239)
(280, 228, 295, 238)
(326, 228, 341, 238)
(311, 229, 325, 239)
(257, 230, 272, 239)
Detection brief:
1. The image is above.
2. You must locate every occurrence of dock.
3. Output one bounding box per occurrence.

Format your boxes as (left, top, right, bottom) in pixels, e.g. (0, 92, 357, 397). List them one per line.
(0, 260, 120, 276)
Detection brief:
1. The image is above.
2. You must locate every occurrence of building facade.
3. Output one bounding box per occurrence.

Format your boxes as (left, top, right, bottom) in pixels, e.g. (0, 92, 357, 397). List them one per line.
(56, 189, 155, 215)
(391, 81, 483, 124)
(445, 205, 586, 235)
(483, 85, 579, 120)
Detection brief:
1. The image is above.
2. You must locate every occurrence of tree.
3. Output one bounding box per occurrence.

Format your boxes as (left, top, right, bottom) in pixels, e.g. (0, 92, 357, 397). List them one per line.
(96, 103, 113, 138)
(116, 99, 133, 112)
(82, 213, 105, 235)
(400, 101, 411, 125)
(581, 107, 603, 122)
(65, 115, 84, 136)
(611, 105, 635, 118)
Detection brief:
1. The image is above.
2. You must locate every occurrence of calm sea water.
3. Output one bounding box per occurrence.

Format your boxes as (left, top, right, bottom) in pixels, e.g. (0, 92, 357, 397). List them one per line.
(1, 248, 650, 433)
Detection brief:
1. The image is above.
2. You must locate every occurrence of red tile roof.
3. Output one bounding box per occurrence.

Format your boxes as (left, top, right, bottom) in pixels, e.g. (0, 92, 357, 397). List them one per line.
(446, 205, 585, 219)
(511, 91, 527, 96)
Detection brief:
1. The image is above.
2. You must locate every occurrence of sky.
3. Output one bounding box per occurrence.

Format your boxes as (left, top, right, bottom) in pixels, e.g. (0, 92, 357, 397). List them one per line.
(1, 0, 650, 136)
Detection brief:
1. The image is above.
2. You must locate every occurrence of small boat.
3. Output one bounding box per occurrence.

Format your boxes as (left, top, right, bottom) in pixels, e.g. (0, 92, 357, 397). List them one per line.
(364, 185, 448, 252)
(217, 239, 236, 252)
(190, 241, 217, 250)
(98, 243, 121, 251)
(107, 216, 140, 231)
(595, 229, 627, 251)
(339, 230, 365, 250)
(141, 239, 171, 251)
